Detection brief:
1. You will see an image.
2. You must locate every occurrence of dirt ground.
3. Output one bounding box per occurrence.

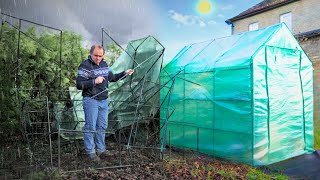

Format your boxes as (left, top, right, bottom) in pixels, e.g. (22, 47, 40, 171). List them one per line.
(0, 131, 288, 180)
(60, 148, 253, 180)
(1, 138, 257, 180)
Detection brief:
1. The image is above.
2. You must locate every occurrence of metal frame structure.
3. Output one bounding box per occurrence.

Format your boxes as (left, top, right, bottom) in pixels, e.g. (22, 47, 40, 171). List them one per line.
(0, 14, 180, 178)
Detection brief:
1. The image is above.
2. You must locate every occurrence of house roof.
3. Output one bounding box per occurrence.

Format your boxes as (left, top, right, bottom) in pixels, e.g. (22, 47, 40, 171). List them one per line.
(226, 0, 300, 24)
(295, 28, 320, 40)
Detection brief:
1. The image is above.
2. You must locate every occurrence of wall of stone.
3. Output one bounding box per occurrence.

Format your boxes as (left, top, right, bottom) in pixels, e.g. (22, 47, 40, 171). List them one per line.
(299, 36, 320, 123)
(230, 0, 320, 125)
(232, 0, 320, 35)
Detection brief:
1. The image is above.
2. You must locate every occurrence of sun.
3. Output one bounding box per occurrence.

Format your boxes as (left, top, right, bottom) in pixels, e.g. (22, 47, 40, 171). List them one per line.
(197, 0, 212, 14)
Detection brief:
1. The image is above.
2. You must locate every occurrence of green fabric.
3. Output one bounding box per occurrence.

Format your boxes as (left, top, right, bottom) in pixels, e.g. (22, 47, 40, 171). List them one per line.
(160, 23, 314, 166)
(54, 87, 84, 139)
(55, 36, 164, 139)
(107, 36, 164, 131)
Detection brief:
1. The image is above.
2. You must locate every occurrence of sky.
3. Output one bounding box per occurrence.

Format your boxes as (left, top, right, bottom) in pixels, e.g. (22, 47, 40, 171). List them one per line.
(0, 0, 262, 65)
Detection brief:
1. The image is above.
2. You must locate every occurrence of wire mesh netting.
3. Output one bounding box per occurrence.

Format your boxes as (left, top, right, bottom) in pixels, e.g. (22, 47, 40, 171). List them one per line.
(0, 13, 173, 178)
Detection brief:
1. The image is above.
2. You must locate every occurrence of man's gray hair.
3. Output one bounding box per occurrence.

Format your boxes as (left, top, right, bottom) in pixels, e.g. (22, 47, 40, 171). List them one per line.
(90, 44, 105, 54)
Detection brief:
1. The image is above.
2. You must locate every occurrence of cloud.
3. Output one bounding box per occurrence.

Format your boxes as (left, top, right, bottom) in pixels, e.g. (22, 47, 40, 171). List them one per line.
(217, 14, 224, 18)
(199, 20, 206, 27)
(168, 10, 216, 28)
(221, 4, 234, 10)
(0, 0, 158, 46)
(208, 20, 217, 25)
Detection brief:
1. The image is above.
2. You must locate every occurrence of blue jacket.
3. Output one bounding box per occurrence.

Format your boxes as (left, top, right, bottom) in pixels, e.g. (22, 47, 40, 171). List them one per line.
(76, 56, 126, 100)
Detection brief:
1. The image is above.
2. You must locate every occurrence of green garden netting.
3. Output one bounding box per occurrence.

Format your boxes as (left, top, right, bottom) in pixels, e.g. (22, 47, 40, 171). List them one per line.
(160, 23, 314, 166)
(55, 36, 164, 139)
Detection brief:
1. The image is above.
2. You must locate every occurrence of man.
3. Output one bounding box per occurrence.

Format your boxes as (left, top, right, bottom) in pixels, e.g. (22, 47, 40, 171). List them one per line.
(76, 44, 134, 162)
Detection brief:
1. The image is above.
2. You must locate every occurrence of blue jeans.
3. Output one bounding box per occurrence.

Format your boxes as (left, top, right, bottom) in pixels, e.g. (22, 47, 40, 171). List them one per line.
(83, 97, 108, 154)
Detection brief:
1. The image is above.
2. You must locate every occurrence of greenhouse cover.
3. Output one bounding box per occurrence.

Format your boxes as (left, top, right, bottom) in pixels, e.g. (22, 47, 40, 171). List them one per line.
(160, 23, 314, 165)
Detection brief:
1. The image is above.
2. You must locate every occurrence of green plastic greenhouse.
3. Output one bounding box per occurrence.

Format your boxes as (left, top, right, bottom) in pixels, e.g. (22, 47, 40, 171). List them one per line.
(160, 23, 314, 166)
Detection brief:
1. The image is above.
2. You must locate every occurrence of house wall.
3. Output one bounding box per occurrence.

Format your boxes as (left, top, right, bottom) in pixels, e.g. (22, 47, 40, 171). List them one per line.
(230, 0, 320, 126)
(299, 36, 320, 123)
(232, 0, 320, 34)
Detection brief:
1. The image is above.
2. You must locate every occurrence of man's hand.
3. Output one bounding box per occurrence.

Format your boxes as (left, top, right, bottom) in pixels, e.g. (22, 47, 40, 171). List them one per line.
(95, 76, 105, 84)
(125, 69, 134, 76)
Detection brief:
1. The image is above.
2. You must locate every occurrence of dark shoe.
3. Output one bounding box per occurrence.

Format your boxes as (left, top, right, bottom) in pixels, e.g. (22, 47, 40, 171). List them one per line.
(88, 153, 101, 162)
(97, 150, 111, 159)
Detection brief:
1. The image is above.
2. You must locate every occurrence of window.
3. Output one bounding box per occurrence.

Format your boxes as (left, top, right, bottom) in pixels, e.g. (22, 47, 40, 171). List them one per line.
(249, 22, 259, 31)
(280, 12, 292, 30)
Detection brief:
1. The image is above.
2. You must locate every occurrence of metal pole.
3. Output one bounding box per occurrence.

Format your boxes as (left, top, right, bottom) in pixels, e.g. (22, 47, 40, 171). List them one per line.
(15, 19, 21, 99)
(4, 21, 53, 52)
(101, 28, 104, 47)
(160, 76, 177, 153)
(1, 12, 62, 31)
(197, 127, 199, 152)
(0, 20, 4, 42)
(58, 125, 61, 173)
(46, 97, 53, 168)
(59, 31, 62, 90)
(169, 130, 171, 161)
(126, 74, 147, 148)
(119, 129, 122, 165)
(132, 74, 148, 145)
(102, 28, 134, 60)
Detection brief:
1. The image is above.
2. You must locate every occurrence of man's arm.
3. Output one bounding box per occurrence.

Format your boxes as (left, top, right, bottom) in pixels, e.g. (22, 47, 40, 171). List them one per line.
(108, 70, 126, 82)
(108, 69, 134, 82)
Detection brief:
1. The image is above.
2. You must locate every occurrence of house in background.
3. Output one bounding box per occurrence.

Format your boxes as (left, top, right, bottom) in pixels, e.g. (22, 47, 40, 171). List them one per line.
(226, 0, 320, 126)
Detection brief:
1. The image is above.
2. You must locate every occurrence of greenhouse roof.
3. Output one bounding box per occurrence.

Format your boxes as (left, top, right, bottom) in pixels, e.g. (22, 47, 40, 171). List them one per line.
(164, 23, 295, 74)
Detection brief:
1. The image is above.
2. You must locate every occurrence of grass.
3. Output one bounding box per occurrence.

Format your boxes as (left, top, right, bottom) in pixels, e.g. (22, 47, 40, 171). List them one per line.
(27, 169, 61, 180)
(164, 153, 289, 180)
(246, 168, 288, 180)
(314, 120, 320, 149)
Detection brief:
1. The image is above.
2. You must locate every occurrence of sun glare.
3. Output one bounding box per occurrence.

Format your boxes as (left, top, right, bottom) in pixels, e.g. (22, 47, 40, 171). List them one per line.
(197, 0, 212, 14)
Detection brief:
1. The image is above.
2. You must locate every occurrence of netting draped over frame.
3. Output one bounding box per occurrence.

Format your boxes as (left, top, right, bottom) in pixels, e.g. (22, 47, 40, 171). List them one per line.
(55, 36, 164, 139)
